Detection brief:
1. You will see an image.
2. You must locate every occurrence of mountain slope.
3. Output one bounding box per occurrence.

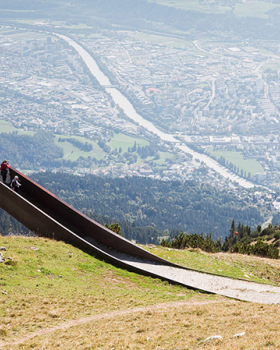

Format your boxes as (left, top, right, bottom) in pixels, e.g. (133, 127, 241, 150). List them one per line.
(30, 172, 266, 240)
(1, 0, 280, 40)
(1, 236, 280, 349)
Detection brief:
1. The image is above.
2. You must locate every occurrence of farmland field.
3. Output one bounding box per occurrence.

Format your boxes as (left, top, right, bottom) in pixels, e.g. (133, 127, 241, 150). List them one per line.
(206, 149, 264, 176)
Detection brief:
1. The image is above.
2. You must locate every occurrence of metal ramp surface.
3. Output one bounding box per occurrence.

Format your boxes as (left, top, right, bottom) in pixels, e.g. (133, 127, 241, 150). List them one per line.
(0, 167, 176, 269)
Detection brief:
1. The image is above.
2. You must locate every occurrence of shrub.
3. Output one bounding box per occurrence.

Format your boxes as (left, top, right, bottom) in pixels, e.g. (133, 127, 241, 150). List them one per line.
(274, 231, 280, 240)
(230, 241, 279, 259)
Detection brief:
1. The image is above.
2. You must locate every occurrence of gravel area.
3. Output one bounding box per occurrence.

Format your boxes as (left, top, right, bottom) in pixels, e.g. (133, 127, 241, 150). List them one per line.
(114, 251, 280, 304)
(85, 237, 280, 304)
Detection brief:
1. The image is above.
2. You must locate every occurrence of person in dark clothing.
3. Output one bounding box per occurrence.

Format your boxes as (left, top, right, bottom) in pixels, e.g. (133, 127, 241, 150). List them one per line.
(11, 175, 21, 193)
(1, 160, 9, 184)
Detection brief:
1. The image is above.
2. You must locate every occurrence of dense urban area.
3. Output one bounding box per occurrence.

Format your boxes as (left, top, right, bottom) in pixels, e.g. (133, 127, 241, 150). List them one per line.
(1, 0, 280, 226)
(2, 22, 280, 187)
(0, 0, 280, 235)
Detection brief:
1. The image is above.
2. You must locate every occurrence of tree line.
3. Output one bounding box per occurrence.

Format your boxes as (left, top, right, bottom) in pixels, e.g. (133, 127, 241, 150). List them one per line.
(58, 137, 93, 152)
(161, 219, 279, 259)
(0, 171, 279, 258)
(26, 172, 265, 241)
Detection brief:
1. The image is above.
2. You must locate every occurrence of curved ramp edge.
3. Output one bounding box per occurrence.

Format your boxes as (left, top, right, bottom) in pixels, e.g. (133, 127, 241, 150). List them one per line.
(1, 167, 176, 266)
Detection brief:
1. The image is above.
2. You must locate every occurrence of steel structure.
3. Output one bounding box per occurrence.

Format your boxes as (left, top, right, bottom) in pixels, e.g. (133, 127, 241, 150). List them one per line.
(0, 167, 182, 276)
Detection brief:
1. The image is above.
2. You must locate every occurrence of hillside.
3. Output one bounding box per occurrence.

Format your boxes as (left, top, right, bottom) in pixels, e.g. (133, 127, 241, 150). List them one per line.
(1, 236, 280, 349)
(0, 171, 269, 241)
(2, 0, 280, 40)
(31, 172, 270, 239)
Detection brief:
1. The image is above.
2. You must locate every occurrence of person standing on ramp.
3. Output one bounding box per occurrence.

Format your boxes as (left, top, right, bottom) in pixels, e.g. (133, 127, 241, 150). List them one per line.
(1, 160, 9, 184)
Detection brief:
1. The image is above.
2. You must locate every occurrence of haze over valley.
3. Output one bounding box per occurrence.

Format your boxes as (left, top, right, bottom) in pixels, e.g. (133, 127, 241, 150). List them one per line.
(1, 0, 280, 238)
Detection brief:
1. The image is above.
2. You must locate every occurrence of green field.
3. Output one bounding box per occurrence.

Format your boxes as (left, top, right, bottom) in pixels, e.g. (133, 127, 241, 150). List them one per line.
(109, 133, 149, 152)
(0, 120, 18, 133)
(128, 31, 194, 49)
(148, 0, 231, 13)
(149, 0, 280, 18)
(153, 151, 174, 165)
(0, 120, 105, 162)
(0, 121, 174, 168)
(0, 120, 34, 135)
(234, 1, 280, 18)
(206, 148, 264, 177)
(54, 135, 106, 161)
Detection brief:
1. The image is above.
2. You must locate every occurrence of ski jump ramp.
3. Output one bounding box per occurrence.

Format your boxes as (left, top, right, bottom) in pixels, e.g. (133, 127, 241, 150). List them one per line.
(0, 167, 175, 270)
(1, 167, 280, 304)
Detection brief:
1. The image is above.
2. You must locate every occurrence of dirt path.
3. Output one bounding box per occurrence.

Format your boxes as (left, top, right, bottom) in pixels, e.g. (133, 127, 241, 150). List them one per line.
(109, 251, 280, 304)
(0, 299, 224, 348)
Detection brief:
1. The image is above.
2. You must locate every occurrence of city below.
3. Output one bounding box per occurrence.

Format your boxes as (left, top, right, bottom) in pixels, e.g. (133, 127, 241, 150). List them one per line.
(1, 23, 280, 199)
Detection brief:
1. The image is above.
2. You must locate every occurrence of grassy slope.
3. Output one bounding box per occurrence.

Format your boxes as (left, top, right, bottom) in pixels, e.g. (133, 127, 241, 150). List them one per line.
(1, 236, 280, 349)
(0, 120, 174, 169)
(143, 246, 280, 285)
(206, 148, 264, 176)
(149, 0, 280, 18)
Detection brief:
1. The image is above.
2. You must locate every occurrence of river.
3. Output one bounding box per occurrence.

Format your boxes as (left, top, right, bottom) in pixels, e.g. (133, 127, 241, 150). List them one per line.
(57, 34, 255, 189)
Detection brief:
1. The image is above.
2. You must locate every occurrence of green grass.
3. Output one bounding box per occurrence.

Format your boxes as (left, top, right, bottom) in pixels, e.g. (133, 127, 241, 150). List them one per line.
(0, 120, 18, 133)
(109, 133, 149, 152)
(0, 236, 200, 342)
(54, 135, 105, 161)
(148, 0, 231, 13)
(206, 148, 264, 176)
(2, 237, 280, 349)
(0, 236, 195, 302)
(128, 31, 194, 49)
(148, 0, 280, 18)
(234, 1, 280, 19)
(0, 120, 34, 135)
(142, 246, 280, 285)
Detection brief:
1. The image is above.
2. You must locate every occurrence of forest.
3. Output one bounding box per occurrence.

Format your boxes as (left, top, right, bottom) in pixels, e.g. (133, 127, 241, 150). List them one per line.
(0, 132, 64, 170)
(161, 220, 280, 259)
(0, 172, 266, 243)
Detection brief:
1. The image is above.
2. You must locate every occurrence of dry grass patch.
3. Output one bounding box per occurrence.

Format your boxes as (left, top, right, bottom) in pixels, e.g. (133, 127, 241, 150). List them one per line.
(3, 299, 280, 349)
(1, 237, 280, 349)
